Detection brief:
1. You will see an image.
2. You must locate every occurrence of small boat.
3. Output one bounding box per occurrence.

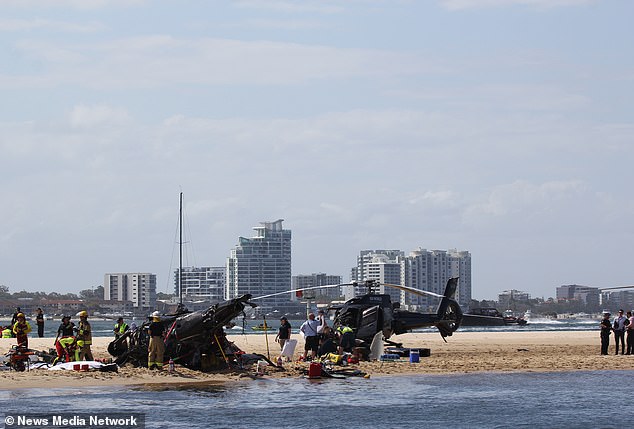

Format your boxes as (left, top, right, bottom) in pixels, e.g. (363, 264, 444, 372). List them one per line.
(461, 307, 528, 326)
(251, 323, 275, 331)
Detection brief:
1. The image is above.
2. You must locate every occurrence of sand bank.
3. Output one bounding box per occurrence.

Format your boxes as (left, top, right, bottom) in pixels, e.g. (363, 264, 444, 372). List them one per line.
(1, 330, 633, 390)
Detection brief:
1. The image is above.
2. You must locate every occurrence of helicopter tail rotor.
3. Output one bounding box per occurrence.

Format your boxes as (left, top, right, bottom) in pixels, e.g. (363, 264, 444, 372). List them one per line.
(434, 278, 462, 340)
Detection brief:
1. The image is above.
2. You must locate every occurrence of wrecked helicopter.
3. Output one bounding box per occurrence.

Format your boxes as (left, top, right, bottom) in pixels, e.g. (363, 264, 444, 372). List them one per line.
(107, 294, 257, 371)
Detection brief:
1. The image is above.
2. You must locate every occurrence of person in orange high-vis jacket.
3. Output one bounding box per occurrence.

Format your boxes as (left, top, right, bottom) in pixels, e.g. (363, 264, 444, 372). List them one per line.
(12, 313, 32, 349)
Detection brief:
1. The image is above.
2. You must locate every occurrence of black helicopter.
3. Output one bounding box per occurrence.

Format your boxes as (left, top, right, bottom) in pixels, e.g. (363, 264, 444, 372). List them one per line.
(253, 277, 463, 351)
(107, 294, 257, 371)
(329, 277, 463, 349)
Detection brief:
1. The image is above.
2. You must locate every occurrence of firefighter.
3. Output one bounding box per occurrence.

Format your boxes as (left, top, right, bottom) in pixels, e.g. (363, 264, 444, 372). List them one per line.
(53, 315, 76, 364)
(147, 311, 165, 370)
(75, 310, 93, 361)
(12, 313, 32, 349)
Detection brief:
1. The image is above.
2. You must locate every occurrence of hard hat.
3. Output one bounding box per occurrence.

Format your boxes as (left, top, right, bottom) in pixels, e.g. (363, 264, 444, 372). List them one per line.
(16, 313, 25, 318)
(151, 311, 160, 318)
(62, 314, 71, 320)
(77, 310, 88, 317)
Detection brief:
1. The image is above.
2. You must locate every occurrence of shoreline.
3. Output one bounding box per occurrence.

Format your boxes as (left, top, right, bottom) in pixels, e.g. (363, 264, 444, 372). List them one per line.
(2, 330, 634, 390)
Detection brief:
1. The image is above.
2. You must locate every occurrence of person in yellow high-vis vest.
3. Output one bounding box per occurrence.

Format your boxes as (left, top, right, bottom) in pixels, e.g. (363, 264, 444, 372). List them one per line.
(75, 310, 93, 361)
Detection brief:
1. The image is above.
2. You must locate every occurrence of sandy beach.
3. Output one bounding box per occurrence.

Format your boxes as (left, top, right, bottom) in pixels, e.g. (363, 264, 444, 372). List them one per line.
(1, 330, 633, 390)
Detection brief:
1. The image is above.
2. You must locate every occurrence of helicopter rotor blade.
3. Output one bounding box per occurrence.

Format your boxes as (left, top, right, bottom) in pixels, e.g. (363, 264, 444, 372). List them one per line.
(383, 283, 445, 299)
(251, 283, 353, 301)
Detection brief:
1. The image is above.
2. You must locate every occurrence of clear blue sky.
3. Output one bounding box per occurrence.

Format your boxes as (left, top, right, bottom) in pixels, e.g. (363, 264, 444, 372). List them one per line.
(1, 0, 632, 300)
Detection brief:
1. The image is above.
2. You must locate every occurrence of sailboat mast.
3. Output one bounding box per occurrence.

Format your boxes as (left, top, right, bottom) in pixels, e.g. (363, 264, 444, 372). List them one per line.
(179, 192, 183, 306)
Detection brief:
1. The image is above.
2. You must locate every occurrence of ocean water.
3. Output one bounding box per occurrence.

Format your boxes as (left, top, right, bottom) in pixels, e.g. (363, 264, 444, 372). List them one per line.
(2, 370, 629, 428)
(10, 315, 600, 339)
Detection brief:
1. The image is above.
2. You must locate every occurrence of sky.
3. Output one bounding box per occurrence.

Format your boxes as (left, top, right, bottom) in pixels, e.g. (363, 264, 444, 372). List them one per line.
(1, 0, 632, 300)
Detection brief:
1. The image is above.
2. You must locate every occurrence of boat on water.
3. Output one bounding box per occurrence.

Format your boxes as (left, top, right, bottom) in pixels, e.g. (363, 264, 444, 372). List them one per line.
(251, 323, 275, 331)
(461, 307, 528, 326)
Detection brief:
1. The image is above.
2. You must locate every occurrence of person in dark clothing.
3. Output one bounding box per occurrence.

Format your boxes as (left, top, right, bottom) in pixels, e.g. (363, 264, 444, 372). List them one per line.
(10, 307, 21, 337)
(36, 308, 44, 338)
(337, 326, 356, 353)
(147, 311, 165, 369)
(317, 326, 338, 357)
(54, 315, 76, 364)
(626, 311, 634, 355)
(275, 317, 291, 350)
(600, 312, 612, 355)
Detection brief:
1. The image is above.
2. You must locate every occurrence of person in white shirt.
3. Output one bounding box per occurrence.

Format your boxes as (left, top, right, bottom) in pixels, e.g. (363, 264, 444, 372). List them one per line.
(299, 313, 320, 360)
(613, 309, 628, 355)
(316, 310, 328, 336)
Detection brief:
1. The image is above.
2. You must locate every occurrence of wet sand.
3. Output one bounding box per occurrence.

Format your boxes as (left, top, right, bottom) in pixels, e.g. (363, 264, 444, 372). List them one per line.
(1, 331, 633, 389)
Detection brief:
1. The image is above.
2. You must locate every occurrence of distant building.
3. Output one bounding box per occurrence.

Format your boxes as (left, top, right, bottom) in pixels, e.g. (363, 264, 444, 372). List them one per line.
(351, 248, 471, 311)
(174, 266, 225, 303)
(498, 289, 531, 309)
(104, 273, 156, 310)
(351, 250, 404, 300)
(602, 290, 634, 311)
(353, 251, 403, 304)
(556, 284, 600, 306)
(227, 219, 292, 313)
(292, 273, 343, 302)
(402, 248, 471, 311)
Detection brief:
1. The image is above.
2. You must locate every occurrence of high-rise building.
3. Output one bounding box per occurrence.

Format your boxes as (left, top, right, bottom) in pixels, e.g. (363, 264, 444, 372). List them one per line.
(174, 266, 225, 302)
(351, 250, 404, 299)
(227, 219, 291, 312)
(402, 248, 471, 311)
(352, 252, 403, 303)
(104, 272, 156, 310)
(353, 248, 472, 311)
(292, 273, 343, 301)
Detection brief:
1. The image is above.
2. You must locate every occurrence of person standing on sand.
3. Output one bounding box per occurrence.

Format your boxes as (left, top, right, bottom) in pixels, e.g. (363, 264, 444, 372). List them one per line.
(147, 311, 165, 370)
(626, 311, 634, 355)
(299, 313, 320, 361)
(76, 310, 93, 361)
(612, 309, 627, 355)
(11, 307, 21, 337)
(600, 311, 612, 355)
(36, 308, 44, 338)
(275, 317, 291, 350)
(12, 313, 32, 348)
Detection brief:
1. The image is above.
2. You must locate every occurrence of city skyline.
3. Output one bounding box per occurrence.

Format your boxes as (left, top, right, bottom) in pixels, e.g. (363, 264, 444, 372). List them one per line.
(1, 1, 632, 300)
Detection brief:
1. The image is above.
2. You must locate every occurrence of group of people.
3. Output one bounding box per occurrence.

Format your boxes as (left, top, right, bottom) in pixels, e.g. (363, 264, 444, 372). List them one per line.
(0, 307, 93, 364)
(600, 309, 634, 355)
(0, 307, 46, 346)
(274, 310, 356, 362)
(52, 311, 94, 363)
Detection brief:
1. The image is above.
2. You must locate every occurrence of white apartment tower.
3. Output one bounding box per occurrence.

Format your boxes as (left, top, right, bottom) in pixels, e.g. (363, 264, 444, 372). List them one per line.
(292, 273, 343, 301)
(104, 272, 157, 310)
(351, 250, 404, 303)
(174, 266, 226, 302)
(403, 248, 471, 311)
(227, 219, 291, 312)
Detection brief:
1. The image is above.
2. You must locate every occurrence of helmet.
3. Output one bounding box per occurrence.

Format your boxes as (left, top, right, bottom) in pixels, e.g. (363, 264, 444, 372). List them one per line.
(151, 311, 160, 318)
(16, 313, 25, 319)
(78, 310, 88, 318)
(62, 314, 71, 320)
